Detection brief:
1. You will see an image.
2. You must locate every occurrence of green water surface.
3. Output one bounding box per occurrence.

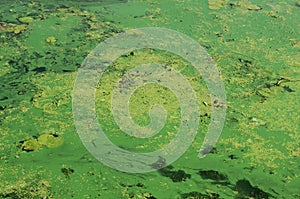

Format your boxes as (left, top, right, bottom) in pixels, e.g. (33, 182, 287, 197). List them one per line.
(0, 0, 299, 198)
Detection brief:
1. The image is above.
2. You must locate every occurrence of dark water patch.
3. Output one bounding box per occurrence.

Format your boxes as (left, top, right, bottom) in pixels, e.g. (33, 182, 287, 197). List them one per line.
(198, 170, 228, 181)
(0, 72, 37, 110)
(283, 86, 295, 92)
(159, 165, 191, 182)
(234, 179, 272, 199)
(32, 67, 47, 73)
(61, 167, 74, 179)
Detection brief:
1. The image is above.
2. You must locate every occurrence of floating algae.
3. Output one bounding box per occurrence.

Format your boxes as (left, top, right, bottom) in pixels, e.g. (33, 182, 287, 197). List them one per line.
(37, 134, 64, 148)
(18, 16, 34, 23)
(0, 22, 28, 34)
(1, 0, 300, 198)
(20, 134, 64, 152)
(20, 138, 42, 152)
(208, 0, 229, 10)
(45, 36, 57, 43)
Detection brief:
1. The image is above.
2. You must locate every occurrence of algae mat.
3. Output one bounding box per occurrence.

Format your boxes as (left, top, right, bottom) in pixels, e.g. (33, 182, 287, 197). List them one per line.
(0, 0, 300, 198)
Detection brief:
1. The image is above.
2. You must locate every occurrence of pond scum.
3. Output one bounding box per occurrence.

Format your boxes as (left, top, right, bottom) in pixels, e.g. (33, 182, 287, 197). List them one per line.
(0, 0, 299, 198)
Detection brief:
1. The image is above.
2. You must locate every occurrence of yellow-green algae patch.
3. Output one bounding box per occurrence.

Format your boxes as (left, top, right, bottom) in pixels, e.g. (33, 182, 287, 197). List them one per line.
(208, 0, 229, 10)
(95, 48, 211, 153)
(20, 138, 42, 152)
(45, 36, 57, 43)
(18, 16, 34, 23)
(20, 134, 64, 152)
(0, 166, 53, 198)
(38, 134, 64, 148)
(0, 22, 28, 34)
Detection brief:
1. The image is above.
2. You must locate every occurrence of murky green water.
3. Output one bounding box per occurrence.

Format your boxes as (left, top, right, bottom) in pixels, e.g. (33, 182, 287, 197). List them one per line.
(1, 0, 299, 198)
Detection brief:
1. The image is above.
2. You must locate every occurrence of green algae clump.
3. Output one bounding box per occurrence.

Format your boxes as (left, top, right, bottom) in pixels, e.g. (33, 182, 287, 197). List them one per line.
(208, 0, 228, 10)
(0, 23, 28, 34)
(21, 139, 42, 152)
(45, 36, 57, 43)
(37, 134, 64, 148)
(18, 16, 34, 23)
(20, 134, 63, 152)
